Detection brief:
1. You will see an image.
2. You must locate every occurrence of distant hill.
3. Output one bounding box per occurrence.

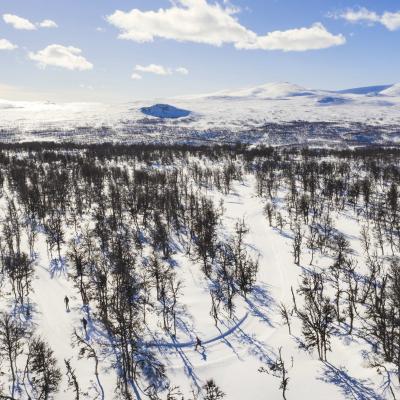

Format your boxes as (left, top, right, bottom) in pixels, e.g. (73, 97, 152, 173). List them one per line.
(206, 82, 316, 99)
(381, 83, 400, 97)
(317, 96, 349, 105)
(140, 104, 191, 119)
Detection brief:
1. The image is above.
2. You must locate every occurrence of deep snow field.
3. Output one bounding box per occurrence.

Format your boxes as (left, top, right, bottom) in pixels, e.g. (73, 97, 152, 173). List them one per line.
(0, 144, 399, 400)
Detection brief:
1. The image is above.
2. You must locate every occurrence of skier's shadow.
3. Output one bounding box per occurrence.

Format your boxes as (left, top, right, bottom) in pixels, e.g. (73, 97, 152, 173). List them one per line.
(198, 347, 207, 361)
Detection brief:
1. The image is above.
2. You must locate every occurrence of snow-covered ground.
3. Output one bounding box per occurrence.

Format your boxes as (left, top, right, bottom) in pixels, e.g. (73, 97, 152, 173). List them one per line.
(0, 155, 396, 399)
(0, 82, 400, 144)
(0, 83, 399, 399)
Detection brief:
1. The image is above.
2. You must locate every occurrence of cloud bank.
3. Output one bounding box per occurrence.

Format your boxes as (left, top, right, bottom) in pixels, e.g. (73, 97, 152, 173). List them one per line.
(28, 45, 93, 71)
(107, 0, 345, 52)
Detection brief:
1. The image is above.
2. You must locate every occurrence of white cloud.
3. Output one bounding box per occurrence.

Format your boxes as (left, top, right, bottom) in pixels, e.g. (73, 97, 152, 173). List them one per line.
(28, 45, 93, 71)
(107, 0, 345, 51)
(333, 8, 379, 24)
(133, 64, 189, 78)
(3, 13, 36, 30)
(237, 23, 345, 51)
(333, 7, 400, 31)
(0, 38, 17, 50)
(135, 64, 172, 75)
(381, 12, 400, 31)
(38, 19, 58, 28)
(176, 67, 189, 75)
(3, 14, 58, 30)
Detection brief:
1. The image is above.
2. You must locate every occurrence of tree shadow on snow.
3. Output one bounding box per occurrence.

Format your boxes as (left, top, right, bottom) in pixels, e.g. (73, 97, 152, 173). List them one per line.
(216, 322, 244, 361)
(10, 300, 36, 328)
(334, 322, 378, 350)
(234, 325, 275, 367)
(170, 336, 202, 391)
(319, 362, 384, 400)
(175, 311, 196, 340)
(245, 283, 275, 327)
(272, 226, 293, 240)
(49, 256, 68, 278)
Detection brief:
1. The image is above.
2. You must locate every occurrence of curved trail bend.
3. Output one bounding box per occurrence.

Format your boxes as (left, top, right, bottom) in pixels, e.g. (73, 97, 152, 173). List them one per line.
(146, 313, 249, 349)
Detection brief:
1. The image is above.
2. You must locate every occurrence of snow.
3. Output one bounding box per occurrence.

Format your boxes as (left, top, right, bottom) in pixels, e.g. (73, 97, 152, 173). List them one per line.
(0, 160, 395, 399)
(1, 80, 399, 399)
(381, 83, 400, 97)
(205, 82, 315, 99)
(14, 232, 117, 398)
(1, 82, 400, 144)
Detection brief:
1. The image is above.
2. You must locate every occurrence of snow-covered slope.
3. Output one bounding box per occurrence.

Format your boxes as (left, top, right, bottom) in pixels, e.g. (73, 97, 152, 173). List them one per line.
(206, 82, 316, 99)
(381, 83, 400, 97)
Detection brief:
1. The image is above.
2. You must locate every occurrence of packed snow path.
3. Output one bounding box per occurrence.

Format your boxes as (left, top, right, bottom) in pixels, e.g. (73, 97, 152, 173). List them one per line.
(146, 313, 249, 349)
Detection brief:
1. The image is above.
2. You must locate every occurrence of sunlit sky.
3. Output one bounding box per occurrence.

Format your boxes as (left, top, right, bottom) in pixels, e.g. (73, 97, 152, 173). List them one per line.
(0, 0, 399, 102)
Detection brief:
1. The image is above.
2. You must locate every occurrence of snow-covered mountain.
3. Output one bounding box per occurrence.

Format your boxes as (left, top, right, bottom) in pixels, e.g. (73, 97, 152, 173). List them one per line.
(204, 82, 317, 99)
(381, 83, 400, 97)
(0, 82, 400, 145)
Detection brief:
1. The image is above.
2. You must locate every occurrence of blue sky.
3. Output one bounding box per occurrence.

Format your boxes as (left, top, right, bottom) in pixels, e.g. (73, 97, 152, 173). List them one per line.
(0, 0, 399, 102)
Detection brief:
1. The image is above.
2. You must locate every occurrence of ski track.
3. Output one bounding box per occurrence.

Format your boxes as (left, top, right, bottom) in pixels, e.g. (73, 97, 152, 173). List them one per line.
(30, 238, 116, 399)
(146, 313, 249, 349)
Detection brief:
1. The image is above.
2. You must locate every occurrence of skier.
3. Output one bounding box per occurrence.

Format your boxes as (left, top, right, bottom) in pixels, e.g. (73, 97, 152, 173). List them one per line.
(64, 295, 70, 312)
(82, 317, 88, 335)
(195, 336, 203, 351)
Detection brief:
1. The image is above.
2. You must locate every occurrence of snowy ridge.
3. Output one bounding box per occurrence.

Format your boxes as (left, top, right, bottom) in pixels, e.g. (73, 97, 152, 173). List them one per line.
(381, 83, 400, 97)
(205, 82, 316, 99)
